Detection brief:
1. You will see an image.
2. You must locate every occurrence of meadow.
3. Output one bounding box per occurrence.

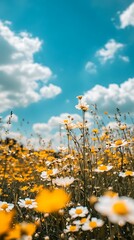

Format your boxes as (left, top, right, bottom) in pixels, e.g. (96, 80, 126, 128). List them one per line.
(0, 96, 134, 240)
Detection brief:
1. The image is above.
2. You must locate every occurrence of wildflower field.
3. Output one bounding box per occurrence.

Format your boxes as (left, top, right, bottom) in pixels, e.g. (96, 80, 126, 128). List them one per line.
(0, 96, 134, 240)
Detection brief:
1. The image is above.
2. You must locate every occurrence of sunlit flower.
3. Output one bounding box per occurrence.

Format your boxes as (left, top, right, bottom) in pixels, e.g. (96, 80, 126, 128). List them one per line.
(95, 196, 134, 225)
(69, 206, 88, 219)
(53, 177, 75, 187)
(94, 165, 113, 172)
(73, 215, 90, 225)
(41, 168, 59, 180)
(0, 211, 14, 235)
(36, 188, 70, 213)
(92, 128, 99, 134)
(64, 224, 79, 233)
(75, 122, 83, 129)
(6, 222, 36, 240)
(18, 198, 37, 209)
(0, 201, 14, 212)
(111, 139, 128, 148)
(75, 100, 89, 111)
(82, 217, 104, 231)
(119, 170, 134, 177)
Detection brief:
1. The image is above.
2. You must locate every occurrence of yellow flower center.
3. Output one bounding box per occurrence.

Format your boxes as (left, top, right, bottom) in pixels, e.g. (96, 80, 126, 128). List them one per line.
(98, 165, 107, 171)
(115, 140, 123, 146)
(125, 171, 133, 176)
(89, 221, 97, 228)
(75, 209, 83, 215)
(112, 201, 129, 215)
(63, 119, 69, 124)
(25, 200, 32, 205)
(47, 170, 53, 175)
(92, 129, 99, 133)
(80, 218, 87, 224)
(70, 225, 77, 232)
(1, 203, 8, 210)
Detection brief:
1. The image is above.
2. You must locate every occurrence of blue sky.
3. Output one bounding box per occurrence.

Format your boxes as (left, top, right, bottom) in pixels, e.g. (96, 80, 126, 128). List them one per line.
(0, 0, 134, 147)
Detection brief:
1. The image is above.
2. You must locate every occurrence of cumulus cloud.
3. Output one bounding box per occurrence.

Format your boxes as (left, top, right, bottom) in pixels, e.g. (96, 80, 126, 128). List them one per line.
(85, 61, 97, 74)
(33, 113, 83, 135)
(96, 39, 124, 63)
(0, 21, 61, 113)
(33, 112, 93, 149)
(83, 78, 134, 113)
(40, 84, 62, 99)
(33, 123, 51, 135)
(32, 112, 94, 149)
(119, 3, 134, 28)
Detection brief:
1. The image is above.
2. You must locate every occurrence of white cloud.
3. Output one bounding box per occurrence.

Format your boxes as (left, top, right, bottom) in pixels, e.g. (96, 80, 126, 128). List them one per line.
(33, 113, 82, 135)
(119, 3, 134, 28)
(32, 112, 93, 149)
(85, 61, 97, 74)
(96, 39, 124, 63)
(106, 121, 119, 129)
(83, 78, 134, 113)
(32, 113, 86, 149)
(40, 84, 62, 99)
(119, 55, 130, 62)
(0, 21, 61, 113)
(33, 123, 51, 135)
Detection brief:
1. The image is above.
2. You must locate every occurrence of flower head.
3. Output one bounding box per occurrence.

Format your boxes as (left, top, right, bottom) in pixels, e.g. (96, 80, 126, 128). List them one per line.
(0, 201, 14, 212)
(95, 195, 134, 225)
(119, 170, 134, 177)
(41, 168, 59, 180)
(69, 206, 88, 219)
(64, 224, 79, 233)
(18, 198, 37, 209)
(53, 177, 75, 187)
(94, 165, 113, 172)
(36, 188, 70, 213)
(82, 217, 104, 231)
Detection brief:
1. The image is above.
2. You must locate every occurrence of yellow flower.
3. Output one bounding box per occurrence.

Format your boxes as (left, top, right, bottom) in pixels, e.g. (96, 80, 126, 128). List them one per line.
(36, 188, 70, 213)
(6, 224, 21, 239)
(92, 128, 99, 134)
(6, 222, 36, 239)
(0, 211, 14, 235)
(20, 186, 29, 191)
(21, 222, 36, 236)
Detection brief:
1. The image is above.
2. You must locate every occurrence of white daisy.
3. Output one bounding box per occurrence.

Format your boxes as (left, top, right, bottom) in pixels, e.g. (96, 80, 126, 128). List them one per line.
(53, 177, 75, 187)
(18, 198, 37, 209)
(82, 217, 104, 231)
(119, 170, 134, 177)
(94, 165, 113, 172)
(64, 224, 79, 233)
(41, 168, 59, 180)
(69, 206, 88, 219)
(75, 101, 89, 111)
(95, 196, 134, 225)
(110, 139, 128, 148)
(0, 201, 14, 212)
